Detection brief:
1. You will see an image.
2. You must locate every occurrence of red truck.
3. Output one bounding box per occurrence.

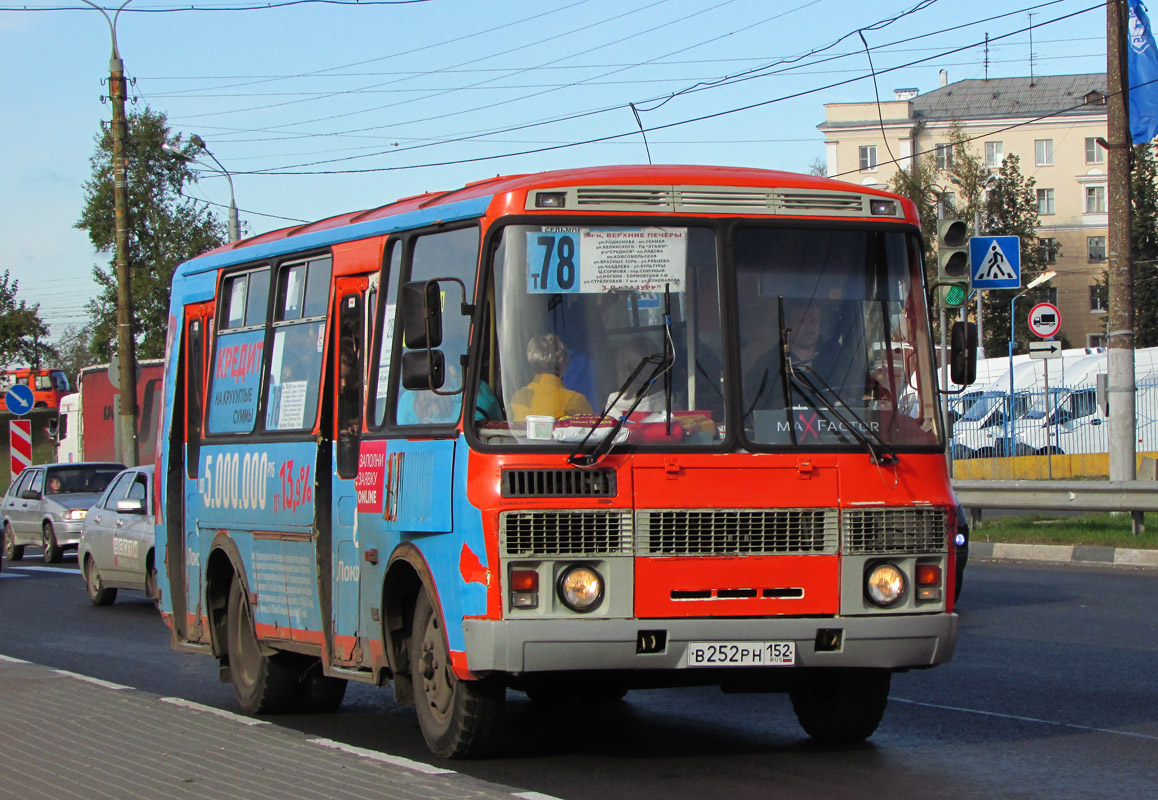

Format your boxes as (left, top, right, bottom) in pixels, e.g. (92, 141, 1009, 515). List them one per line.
(51, 361, 164, 464)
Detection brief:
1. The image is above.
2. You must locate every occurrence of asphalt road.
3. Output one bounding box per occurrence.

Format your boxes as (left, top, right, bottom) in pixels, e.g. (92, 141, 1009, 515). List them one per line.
(1, 553, 1155, 799)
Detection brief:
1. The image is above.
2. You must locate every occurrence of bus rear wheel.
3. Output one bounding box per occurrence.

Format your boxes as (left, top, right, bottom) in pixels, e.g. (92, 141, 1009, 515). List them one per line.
(226, 579, 300, 715)
(789, 668, 891, 743)
(410, 591, 504, 758)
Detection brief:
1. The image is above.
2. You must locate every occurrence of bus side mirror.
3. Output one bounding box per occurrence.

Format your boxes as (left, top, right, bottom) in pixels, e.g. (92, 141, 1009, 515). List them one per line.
(950, 321, 977, 386)
(401, 350, 445, 391)
(47, 417, 58, 442)
(401, 280, 443, 349)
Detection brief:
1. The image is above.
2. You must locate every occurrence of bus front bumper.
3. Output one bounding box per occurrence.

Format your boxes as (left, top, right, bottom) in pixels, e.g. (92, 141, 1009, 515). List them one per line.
(463, 613, 957, 674)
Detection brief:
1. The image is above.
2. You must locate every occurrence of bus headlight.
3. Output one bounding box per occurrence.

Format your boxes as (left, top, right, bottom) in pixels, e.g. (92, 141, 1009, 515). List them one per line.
(557, 565, 603, 613)
(865, 563, 906, 607)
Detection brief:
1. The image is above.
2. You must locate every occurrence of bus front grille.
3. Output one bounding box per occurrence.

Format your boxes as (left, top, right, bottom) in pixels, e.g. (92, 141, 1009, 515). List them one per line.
(501, 468, 617, 498)
(500, 510, 633, 557)
(842, 507, 948, 554)
(636, 509, 838, 556)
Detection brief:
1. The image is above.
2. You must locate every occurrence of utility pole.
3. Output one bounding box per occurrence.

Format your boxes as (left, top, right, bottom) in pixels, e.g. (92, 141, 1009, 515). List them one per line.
(85, 0, 138, 466)
(1107, 0, 1137, 483)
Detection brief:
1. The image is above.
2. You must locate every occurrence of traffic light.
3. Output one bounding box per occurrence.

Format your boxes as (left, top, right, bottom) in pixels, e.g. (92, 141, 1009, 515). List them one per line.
(935, 217, 970, 308)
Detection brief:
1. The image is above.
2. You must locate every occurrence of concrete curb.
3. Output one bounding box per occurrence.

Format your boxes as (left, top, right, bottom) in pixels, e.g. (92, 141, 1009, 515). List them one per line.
(970, 542, 1158, 567)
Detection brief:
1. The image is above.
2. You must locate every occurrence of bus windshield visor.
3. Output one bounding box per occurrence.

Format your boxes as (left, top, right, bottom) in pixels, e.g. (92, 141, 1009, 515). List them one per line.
(477, 225, 725, 448)
(735, 226, 940, 449)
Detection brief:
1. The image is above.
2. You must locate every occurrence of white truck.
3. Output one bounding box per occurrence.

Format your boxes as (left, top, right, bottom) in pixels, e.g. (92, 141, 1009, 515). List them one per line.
(51, 360, 164, 464)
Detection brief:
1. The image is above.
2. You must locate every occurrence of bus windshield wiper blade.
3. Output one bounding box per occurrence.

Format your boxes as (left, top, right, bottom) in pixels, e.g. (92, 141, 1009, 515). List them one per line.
(785, 360, 898, 465)
(567, 352, 668, 467)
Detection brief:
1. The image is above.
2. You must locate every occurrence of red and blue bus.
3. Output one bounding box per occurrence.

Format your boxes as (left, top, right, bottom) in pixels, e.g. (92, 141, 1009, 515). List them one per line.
(155, 165, 971, 757)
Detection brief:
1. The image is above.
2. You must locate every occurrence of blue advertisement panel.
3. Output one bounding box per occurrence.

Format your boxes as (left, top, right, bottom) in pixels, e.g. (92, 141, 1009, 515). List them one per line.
(207, 329, 266, 434)
(197, 440, 318, 529)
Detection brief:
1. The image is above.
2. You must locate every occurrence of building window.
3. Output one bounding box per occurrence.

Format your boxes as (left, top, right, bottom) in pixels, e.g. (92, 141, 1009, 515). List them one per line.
(935, 143, 953, 170)
(1037, 237, 1059, 264)
(1035, 139, 1054, 166)
(1085, 137, 1106, 164)
(984, 141, 1004, 167)
(859, 145, 877, 171)
(1085, 185, 1107, 213)
(1042, 286, 1058, 306)
(1087, 333, 1106, 348)
(1088, 235, 1107, 262)
(1036, 188, 1055, 215)
(1090, 284, 1108, 312)
(937, 192, 956, 218)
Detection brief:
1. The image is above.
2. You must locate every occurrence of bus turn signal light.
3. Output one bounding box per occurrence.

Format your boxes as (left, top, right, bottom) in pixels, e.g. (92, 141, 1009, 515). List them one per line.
(916, 565, 942, 585)
(511, 569, 539, 609)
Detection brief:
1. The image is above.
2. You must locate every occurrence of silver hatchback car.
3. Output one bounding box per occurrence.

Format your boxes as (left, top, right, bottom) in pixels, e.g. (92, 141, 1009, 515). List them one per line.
(77, 465, 156, 606)
(2, 463, 125, 563)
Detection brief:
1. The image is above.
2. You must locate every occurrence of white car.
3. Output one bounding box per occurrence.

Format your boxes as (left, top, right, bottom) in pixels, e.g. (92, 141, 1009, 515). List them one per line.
(77, 465, 156, 606)
(3, 462, 125, 563)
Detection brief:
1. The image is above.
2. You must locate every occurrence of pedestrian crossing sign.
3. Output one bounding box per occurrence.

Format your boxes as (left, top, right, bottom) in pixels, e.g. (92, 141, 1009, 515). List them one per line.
(969, 236, 1021, 289)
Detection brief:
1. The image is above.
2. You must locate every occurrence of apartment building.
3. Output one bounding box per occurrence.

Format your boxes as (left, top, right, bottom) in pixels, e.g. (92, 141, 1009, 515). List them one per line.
(818, 72, 1109, 349)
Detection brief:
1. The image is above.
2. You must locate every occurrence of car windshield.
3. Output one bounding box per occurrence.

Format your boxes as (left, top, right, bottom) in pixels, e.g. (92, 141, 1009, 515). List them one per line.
(45, 467, 123, 495)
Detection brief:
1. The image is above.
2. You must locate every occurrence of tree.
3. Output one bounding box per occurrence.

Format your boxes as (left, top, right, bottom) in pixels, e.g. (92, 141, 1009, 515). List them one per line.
(54, 324, 96, 391)
(0, 271, 55, 368)
(980, 154, 1048, 357)
(1132, 142, 1158, 347)
(889, 152, 941, 270)
(943, 123, 990, 235)
(806, 156, 828, 177)
(76, 107, 227, 361)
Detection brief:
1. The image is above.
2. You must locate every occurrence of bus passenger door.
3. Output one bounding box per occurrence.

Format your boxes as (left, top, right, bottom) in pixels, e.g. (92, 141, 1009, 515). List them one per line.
(179, 305, 212, 641)
(331, 278, 369, 665)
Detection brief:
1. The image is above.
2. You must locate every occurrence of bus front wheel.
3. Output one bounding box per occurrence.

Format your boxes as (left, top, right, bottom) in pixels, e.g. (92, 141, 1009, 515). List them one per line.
(410, 591, 504, 758)
(789, 668, 890, 743)
(226, 579, 300, 715)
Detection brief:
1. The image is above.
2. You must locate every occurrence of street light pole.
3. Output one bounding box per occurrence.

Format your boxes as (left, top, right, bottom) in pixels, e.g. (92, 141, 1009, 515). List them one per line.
(83, 0, 138, 467)
(191, 135, 239, 242)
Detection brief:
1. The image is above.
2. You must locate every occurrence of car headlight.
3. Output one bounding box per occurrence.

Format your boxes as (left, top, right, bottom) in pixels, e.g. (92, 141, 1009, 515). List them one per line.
(865, 562, 906, 607)
(557, 565, 604, 613)
(65, 509, 87, 521)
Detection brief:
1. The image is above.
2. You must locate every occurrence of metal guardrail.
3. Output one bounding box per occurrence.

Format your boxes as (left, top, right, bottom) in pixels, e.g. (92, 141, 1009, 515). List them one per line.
(951, 479, 1154, 534)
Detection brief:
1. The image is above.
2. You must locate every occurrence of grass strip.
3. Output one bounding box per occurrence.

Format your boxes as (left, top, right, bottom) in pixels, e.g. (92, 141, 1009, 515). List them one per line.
(971, 512, 1158, 550)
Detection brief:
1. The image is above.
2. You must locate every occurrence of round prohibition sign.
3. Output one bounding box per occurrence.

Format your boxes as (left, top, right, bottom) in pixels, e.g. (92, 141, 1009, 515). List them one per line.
(1028, 302, 1061, 339)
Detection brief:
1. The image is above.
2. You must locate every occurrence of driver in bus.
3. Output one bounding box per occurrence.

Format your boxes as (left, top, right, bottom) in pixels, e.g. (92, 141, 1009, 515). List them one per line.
(510, 333, 592, 422)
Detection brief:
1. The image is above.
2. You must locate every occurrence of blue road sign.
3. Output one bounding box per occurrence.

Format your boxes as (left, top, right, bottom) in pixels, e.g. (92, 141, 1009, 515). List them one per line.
(970, 236, 1021, 289)
(4, 383, 34, 416)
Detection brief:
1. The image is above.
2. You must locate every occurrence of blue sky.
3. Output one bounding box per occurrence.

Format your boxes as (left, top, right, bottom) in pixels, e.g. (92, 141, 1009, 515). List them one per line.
(0, 0, 1107, 343)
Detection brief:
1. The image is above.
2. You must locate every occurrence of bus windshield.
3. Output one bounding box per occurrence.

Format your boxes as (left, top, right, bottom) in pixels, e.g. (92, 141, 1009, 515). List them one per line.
(474, 222, 939, 451)
(477, 224, 724, 448)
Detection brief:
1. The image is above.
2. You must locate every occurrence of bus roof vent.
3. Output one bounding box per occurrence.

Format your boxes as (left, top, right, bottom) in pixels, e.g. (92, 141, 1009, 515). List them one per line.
(574, 187, 674, 208)
(501, 468, 617, 498)
(774, 191, 868, 215)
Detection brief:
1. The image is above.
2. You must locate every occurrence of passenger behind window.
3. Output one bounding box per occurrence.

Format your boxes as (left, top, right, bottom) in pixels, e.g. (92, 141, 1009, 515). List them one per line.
(603, 336, 664, 418)
(397, 365, 503, 425)
(510, 334, 592, 422)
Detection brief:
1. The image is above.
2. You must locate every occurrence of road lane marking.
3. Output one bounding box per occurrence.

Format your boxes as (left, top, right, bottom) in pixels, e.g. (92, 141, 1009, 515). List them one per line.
(53, 669, 131, 690)
(9, 565, 79, 575)
(515, 793, 567, 800)
(308, 738, 455, 775)
(160, 697, 270, 726)
(0, 654, 31, 663)
(892, 697, 1158, 740)
(0, 572, 28, 579)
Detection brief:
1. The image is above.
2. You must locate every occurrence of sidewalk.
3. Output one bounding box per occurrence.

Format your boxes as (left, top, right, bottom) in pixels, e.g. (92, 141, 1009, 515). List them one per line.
(970, 541, 1158, 568)
(0, 656, 546, 800)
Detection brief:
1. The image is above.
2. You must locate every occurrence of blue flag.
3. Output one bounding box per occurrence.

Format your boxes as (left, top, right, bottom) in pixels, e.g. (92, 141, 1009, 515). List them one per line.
(1129, 0, 1158, 144)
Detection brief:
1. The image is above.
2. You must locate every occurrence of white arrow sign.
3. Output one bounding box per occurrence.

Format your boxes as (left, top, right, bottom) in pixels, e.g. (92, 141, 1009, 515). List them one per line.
(1029, 340, 1062, 360)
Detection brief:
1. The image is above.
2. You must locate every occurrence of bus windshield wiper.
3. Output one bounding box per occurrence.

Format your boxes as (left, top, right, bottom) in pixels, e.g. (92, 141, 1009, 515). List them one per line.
(567, 352, 668, 467)
(777, 297, 897, 465)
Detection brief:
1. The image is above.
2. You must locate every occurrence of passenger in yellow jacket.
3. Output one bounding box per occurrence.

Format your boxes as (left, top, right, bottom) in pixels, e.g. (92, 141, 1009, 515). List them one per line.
(511, 333, 593, 422)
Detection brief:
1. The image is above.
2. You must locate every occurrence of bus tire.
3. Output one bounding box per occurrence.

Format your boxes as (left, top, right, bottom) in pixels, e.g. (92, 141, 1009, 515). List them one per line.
(410, 590, 504, 758)
(789, 668, 890, 743)
(3, 523, 23, 561)
(225, 579, 300, 715)
(42, 523, 62, 563)
(84, 555, 117, 606)
(298, 660, 347, 713)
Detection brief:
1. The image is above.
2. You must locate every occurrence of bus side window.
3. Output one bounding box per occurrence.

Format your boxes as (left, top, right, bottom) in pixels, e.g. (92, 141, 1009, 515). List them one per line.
(264, 257, 332, 432)
(335, 294, 364, 479)
(207, 268, 270, 435)
(186, 318, 204, 478)
(370, 242, 401, 428)
(395, 226, 478, 426)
